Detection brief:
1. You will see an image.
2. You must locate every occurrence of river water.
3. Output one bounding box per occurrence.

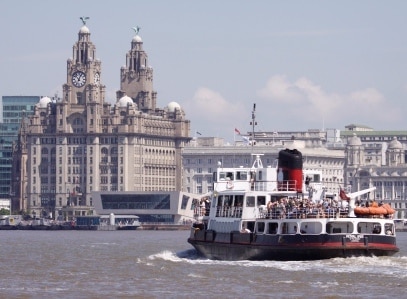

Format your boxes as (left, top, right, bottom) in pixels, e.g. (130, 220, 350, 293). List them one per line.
(0, 230, 406, 298)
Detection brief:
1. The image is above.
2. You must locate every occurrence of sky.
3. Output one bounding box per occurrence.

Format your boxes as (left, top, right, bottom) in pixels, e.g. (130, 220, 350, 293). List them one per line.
(1, 1, 407, 143)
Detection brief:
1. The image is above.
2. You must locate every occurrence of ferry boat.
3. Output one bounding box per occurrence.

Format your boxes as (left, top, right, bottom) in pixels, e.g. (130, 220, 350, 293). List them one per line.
(187, 148, 399, 261)
(75, 214, 141, 231)
(0, 215, 22, 230)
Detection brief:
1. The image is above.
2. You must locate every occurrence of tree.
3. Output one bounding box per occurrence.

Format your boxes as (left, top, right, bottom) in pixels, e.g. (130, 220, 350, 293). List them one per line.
(0, 208, 10, 215)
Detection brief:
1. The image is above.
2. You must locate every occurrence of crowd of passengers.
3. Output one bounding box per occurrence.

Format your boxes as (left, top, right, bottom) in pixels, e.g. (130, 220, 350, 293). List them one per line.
(265, 197, 392, 219)
(263, 197, 349, 219)
(198, 195, 392, 219)
(222, 197, 390, 219)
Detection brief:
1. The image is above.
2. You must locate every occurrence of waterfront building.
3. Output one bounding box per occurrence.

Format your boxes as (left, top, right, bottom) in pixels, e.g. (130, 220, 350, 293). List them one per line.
(1, 96, 39, 212)
(12, 21, 191, 220)
(345, 134, 407, 218)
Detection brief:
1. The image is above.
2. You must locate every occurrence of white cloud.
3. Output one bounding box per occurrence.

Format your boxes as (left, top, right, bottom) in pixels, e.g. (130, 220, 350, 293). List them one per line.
(182, 87, 246, 137)
(256, 75, 402, 130)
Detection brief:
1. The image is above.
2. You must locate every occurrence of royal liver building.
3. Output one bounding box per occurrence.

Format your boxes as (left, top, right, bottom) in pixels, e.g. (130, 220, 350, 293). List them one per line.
(12, 21, 191, 219)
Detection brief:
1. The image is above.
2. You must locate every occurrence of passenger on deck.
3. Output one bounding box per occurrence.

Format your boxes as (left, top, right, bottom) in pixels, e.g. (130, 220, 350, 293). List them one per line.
(241, 225, 251, 233)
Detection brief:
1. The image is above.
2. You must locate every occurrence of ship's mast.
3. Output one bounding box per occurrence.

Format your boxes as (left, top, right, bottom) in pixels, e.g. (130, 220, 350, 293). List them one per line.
(250, 103, 257, 163)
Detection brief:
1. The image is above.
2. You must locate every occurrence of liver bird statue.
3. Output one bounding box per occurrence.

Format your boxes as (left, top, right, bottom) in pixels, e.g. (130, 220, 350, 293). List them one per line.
(80, 16, 90, 25)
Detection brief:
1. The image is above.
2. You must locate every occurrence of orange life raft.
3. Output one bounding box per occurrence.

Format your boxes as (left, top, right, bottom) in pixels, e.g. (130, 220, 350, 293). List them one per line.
(354, 203, 395, 215)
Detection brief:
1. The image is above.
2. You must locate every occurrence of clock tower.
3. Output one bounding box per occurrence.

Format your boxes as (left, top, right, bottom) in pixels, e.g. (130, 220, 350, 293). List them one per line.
(62, 18, 105, 106)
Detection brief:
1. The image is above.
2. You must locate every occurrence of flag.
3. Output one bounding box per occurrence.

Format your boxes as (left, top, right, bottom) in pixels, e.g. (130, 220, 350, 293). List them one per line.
(242, 136, 250, 145)
(235, 128, 241, 135)
(339, 188, 350, 201)
(196, 131, 202, 135)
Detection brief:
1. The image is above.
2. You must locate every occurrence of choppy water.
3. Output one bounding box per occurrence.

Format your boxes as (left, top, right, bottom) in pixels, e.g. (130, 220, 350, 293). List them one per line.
(0, 230, 406, 298)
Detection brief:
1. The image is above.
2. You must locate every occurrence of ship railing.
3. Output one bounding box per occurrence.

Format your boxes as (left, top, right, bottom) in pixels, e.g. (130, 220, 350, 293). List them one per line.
(194, 206, 209, 217)
(251, 180, 298, 192)
(215, 206, 243, 218)
(258, 207, 350, 219)
(215, 179, 298, 192)
(277, 180, 299, 191)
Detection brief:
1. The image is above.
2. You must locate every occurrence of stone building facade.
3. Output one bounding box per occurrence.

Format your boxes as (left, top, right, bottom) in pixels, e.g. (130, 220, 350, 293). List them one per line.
(345, 134, 406, 218)
(11, 22, 190, 219)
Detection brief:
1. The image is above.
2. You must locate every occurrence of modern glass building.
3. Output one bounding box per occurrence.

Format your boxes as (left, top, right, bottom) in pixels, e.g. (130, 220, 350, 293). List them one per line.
(0, 96, 40, 210)
(92, 191, 199, 224)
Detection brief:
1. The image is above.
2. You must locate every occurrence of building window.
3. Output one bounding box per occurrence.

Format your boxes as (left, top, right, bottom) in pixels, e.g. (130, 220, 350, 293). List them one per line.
(76, 93, 83, 104)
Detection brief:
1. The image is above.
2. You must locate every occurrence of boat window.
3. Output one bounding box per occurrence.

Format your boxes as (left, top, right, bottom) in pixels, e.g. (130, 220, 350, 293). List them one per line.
(312, 174, 320, 183)
(357, 222, 382, 234)
(326, 221, 353, 234)
(236, 171, 247, 180)
(242, 221, 255, 233)
(267, 222, 278, 234)
(234, 195, 244, 207)
(224, 195, 233, 207)
(300, 222, 322, 234)
(226, 172, 234, 180)
(256, 222, 265, 233)
(384, 223, 394, 235)
(217, 196, 223, 207)
(246, 196, 255, 207)
(257, 196, 266, 206)
(281, 222, 297, 234)
(219, 171, 233, 180)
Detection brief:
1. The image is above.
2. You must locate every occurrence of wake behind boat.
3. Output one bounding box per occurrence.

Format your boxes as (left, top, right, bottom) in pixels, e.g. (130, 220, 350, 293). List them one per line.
(188, 148, 399, 260)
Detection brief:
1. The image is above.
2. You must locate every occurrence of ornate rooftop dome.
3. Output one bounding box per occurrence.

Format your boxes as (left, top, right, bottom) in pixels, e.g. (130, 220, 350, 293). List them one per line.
(118, 95, 134, 107)
(167, 101, 181, 113)
(38, 96, 51, 108)
(348, 133, 362, 146)
(80, 25, 90, 34)
(388, 137, 403, 150)
(132, 35, 142, 43)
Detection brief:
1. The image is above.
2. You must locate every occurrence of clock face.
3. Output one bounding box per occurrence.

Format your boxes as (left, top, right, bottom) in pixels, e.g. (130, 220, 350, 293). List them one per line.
(94, 72, 100, 85)
(72, 71, 86, 87)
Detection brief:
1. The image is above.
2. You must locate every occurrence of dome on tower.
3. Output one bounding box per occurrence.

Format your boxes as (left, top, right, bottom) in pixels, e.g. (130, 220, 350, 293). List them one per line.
(132, 35, 142, 43)
(167, 101, 181, 112)
(80, 25, 90, 34)
(38, 96, 51, 108)
(388, 137, 403, 149)
(348, 133, 362, 146)
(118, 95, 134, 107)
